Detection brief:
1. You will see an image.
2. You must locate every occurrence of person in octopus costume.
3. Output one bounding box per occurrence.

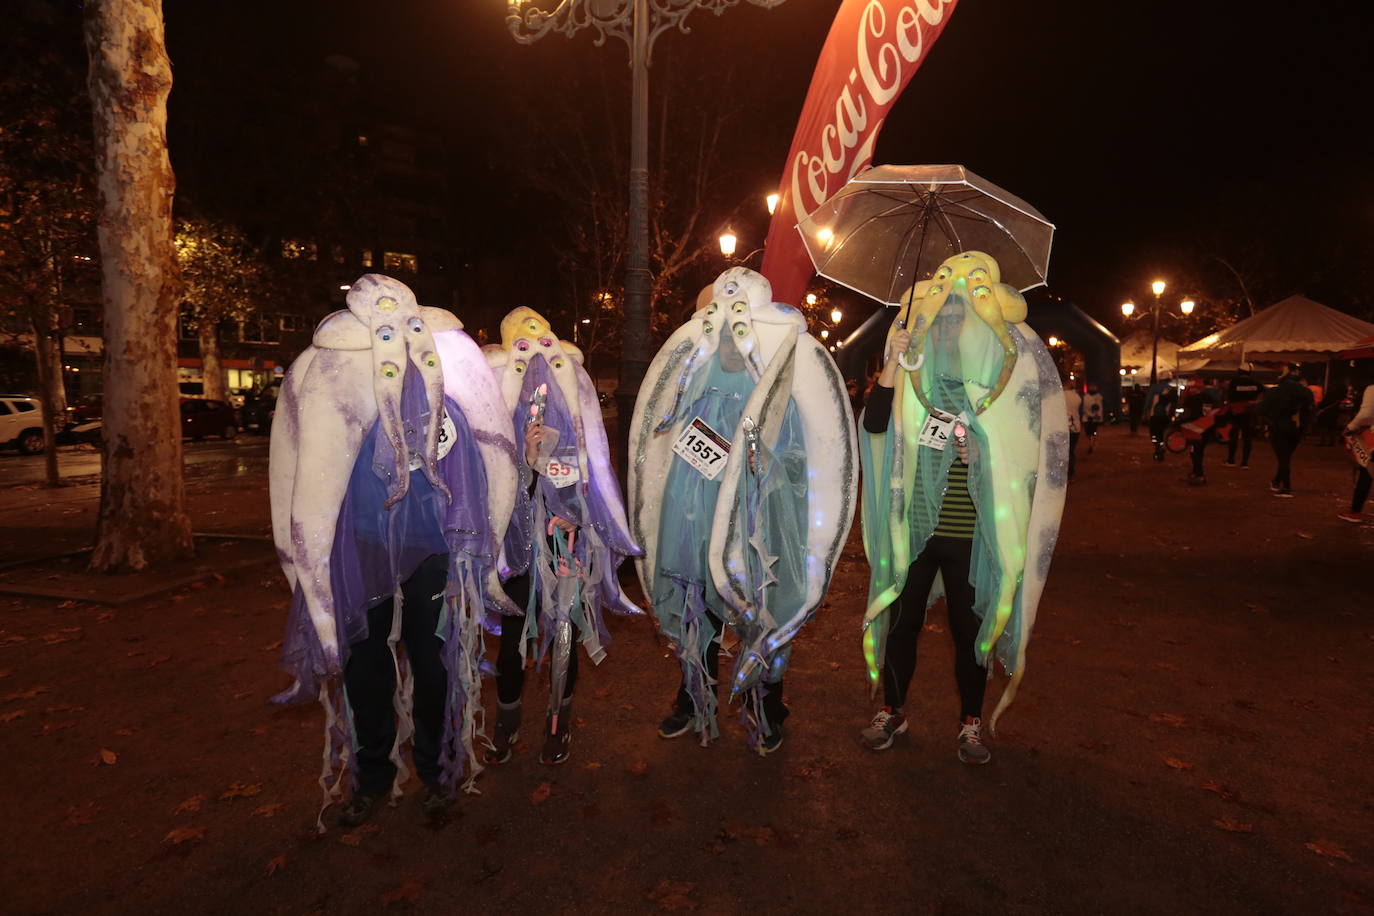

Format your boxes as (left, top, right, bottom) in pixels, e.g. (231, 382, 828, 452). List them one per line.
(630, 267, 857, 754)
(857, 252, 1068, 764)
(482, 308, 643, 766)
(269, 274, 519, 828)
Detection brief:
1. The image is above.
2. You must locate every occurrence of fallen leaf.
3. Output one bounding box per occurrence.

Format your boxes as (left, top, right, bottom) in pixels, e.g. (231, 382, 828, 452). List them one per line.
(1306, 839, 1354, 862)
(626, 760, 649, 776)
(57, 600, 78, 610)
(174, 795, 205, 814)
(1296, 531, 1315, 539)
(618, 703, 635, 711)
(39, 628, 83, 646)
(0, 710, 25, 723)
(96, 748, 118, 766)
(1, 635, 28, 647)
(529, 782, 552, 806)
(735, 826, 775, 845)
(1200, 780, 1236, 800)
(1149, 713, 1186, 727)
(96, 612, 116, 623)
(113, 727, 134, 736)
(593, 687, 612, 699)
(339, 822, 380, 846)
(38, 720, 76, 735)
(381, 875, 424, 906)
(248, 727, 267, 736)
(3, 686, 49, 702)
(44, 704, 84, 714)
(647, 879, 698, 912)
(582, 761, 603, 771)
(260, 640, 282, 651)
(163, 825, 207, 845)
(219, 781, 263, 800)
(265, 854, 286, 876)
(252, 803, 286, 818)
(145, 655, 172, 669)
(1061, 637, 1083, 646)
(1212, 818, 1253, 833)
(1163, 757, 1195, 770)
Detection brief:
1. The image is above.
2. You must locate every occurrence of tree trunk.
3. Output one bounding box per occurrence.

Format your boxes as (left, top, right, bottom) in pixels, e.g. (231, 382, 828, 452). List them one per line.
(85, 0, 193, 571)
(30, 308, 68, 488)
(198, 318, 227, 402)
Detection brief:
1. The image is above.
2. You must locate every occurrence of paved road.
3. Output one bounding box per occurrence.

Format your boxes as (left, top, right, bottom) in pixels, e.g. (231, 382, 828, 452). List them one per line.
(0, 437, 270, 489)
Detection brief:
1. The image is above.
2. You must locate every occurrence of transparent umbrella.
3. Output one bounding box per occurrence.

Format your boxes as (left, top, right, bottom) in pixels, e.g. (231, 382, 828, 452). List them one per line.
(797, 164, 1055, 304)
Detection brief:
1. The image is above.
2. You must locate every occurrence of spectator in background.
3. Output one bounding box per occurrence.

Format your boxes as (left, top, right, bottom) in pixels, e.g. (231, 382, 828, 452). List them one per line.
(1064, 383, 1083, 482)
(1338, 380, 1374, 524)
(1082, 383, 1104, 452)
(1257, 364, 1315, 498)
(1145, 379, 1177, 462)
(1125, 385, 1145, 435)
(1314, 387, 1344, 446)
(1180, 377, 1217, 486)
(1222, 366, 1263, 469)
(1202, 378, 1224, 407)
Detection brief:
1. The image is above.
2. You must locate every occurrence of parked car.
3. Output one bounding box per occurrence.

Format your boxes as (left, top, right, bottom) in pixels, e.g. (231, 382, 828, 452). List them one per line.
(181, 398, 238, 441)
(239, 384, 280, 433)
(68, 393, 103, 423)
(0, 395, 46, 454)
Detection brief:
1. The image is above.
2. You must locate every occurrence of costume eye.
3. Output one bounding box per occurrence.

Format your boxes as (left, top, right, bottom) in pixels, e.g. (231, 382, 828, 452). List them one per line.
(969, 269, 989, 283)
(380, 361, 399, 379)
(515, 339, 531, 352)
(538, 337, 553, 348)
(973, 285, 991, 299)
(376, 325, 394, 342)
(377, 296, 397, 312)
(552, 358, 565, 370)
(513, 361, 526, 374)
(421, 350, 437, 368)
(407, 317, 424, 334)
(732, 322, 748, 337)
(732, 301, 747, 314)
(935, 267, 952, 281)
(706, 303, 718, 315)
(527, 321, 539, 333)
(929, 284, 944, 295)
(703, 320, 715, 334)
(724, 281, 739, 296)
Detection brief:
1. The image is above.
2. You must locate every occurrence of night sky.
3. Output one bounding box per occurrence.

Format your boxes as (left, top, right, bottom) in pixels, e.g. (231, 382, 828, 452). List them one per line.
(162, 0, 1374, 329)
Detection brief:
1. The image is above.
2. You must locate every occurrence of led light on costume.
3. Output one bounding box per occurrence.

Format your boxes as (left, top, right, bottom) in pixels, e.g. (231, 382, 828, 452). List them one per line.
(485, 308, 643, 724)
(630, 267, 859, 747)
(858, 252, 1068, 732)
(268, 274, 519, 828)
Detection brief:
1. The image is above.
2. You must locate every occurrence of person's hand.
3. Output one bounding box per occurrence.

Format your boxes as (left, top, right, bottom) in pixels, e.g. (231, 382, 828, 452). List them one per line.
(524, 420, 544, 468)
(549, 515, 576, 534)
(886, 329, 912, 367)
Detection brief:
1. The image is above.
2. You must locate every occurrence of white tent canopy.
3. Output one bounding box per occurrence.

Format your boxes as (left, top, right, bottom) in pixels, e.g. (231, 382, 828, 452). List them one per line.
(1117, 330, 1201, 380)
(1178, 294, 1374, 365)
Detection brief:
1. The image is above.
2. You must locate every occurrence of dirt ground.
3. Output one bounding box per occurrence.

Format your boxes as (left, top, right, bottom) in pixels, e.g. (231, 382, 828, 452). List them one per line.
(1, 426, 1371, 915)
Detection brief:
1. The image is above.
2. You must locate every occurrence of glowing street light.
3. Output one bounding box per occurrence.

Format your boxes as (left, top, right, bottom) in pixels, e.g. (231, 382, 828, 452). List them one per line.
(1151, 279, 1166, 297)
(1047, 336, 1059, 347)
(1180, 299, 1195, 315)
(718, 230, 737, 258)
(820, 329, 829, 339)
(805, 293, 818, 306)
(1121, 301, 1135, 317)
(830, 308, 843, 324)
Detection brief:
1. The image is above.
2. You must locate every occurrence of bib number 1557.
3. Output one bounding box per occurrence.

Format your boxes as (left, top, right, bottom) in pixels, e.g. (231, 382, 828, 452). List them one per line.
(672, 416, 731, 480)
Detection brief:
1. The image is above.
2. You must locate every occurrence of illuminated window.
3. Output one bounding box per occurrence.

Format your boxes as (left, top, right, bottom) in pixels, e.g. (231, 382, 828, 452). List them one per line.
(278, 314, 305, 332)
(361, 249, 374, 267)
(281, 238, 317, 260)
(240, 316, 280, 344)
(330, 245, 346, 264)
(383, 251, 419, 273)
(357, 135, 369, 147)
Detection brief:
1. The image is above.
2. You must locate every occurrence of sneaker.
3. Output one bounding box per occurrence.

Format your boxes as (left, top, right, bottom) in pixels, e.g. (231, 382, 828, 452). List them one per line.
(1269, 481, 1280, 493)
(1273, 489, 1294, 499)
(539, 705, 572, 765)
(657, 705, 694, 739)
(860, 707, 908, 751)
(339, 792, 379, 828)
(1337, 512, 1364, 524)
(957, 716, 992, 765)
(483, 703, 521, 765)
(420, 784, 455, 821)
(1221, 460, 1237, 468)
(1240, 464, 1249, 469)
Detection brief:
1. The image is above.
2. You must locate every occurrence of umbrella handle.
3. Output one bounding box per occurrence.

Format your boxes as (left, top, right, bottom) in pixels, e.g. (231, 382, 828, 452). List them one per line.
(897, 349, 924, 372)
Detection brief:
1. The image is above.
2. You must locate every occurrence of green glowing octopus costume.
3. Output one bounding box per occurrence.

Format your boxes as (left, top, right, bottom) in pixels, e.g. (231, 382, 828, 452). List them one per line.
(860, 251, 1068, 730)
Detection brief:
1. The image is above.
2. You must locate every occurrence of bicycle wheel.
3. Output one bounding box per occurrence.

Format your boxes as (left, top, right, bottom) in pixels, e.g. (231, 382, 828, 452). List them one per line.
(1164, 429, 1189, 454)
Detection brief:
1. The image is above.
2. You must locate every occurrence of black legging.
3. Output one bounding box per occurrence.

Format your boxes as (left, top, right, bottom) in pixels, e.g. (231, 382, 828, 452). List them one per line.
(344, 553, 450, 795)
(1270, 428, 1302, 490)
(672, 607, 787, 726)
(1226, 412, 1255, 465)
(1189, 434, 1211, 477)
(882, 536, 987, 720)
(1351, 466, 1372, 513)
(495, 570, 578, 706)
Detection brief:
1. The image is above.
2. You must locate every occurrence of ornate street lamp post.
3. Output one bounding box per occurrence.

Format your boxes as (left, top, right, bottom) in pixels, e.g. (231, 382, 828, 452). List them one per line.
(507, 0, 787, 462)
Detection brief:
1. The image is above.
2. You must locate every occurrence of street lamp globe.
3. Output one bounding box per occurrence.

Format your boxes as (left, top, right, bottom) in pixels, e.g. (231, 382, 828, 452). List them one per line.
(766, 192, 779, 216)
(830, 308, 843, 324)
(805, 293, 818, 306)
(1121, 301, 1135, 317)
(1180, 299, 1196, 315)
(820, 329, 829, 339)
(1151, 280, 1166, 296)
(718, 230, 737, 258)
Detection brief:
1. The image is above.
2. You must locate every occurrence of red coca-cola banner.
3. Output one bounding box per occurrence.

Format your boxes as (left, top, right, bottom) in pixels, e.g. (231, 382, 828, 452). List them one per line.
(760, 0, 959, 305)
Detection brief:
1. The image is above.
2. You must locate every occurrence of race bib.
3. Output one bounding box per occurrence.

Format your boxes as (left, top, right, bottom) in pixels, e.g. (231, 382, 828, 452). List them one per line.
(673, 416, 731, 479)
(408, 410, 458, 470)
(538, 455, 581, 488)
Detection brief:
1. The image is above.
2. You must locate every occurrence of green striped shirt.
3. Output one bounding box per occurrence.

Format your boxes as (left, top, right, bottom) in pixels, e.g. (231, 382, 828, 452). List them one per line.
(933, 460, 977, 539)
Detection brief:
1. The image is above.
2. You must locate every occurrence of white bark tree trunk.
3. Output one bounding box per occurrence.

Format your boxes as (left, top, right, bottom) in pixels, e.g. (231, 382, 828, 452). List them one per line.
(198, 319, 227, 402)
(85, 0, 193, 571)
